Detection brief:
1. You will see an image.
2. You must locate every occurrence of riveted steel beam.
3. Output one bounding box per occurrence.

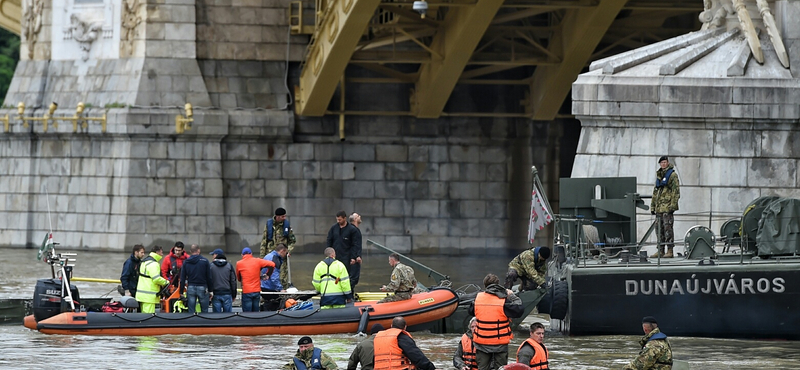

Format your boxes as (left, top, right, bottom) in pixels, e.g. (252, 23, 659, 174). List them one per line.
(295, 0, 382, 116)
(526, 0, 628, 120)
(411, 0, 505, 118)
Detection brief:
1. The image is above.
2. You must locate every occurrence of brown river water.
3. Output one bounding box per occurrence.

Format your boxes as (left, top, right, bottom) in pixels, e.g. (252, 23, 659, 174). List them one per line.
(1, 247, 799, 369)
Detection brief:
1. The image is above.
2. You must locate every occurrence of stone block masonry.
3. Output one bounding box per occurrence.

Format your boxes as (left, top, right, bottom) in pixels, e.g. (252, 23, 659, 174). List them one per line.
(0, 0, 561, 254)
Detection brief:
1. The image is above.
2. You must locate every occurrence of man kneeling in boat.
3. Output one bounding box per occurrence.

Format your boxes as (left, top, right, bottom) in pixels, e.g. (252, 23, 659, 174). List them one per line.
(378, 253, 424, 303)
(504, 247, 550, 292)
(623, 316, 673, 370)
(284, 336, 339, 370)
(312, 247, 352, 309)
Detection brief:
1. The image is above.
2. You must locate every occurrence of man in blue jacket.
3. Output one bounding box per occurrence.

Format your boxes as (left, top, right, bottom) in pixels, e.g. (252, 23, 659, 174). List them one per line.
(179, 244, 213, 313)
(120, 244, 146, 297)
(262, 243, 289, 292)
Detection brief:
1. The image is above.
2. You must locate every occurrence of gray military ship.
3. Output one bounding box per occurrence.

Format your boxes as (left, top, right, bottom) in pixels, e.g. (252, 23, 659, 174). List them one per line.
(538, 176, 800, 340)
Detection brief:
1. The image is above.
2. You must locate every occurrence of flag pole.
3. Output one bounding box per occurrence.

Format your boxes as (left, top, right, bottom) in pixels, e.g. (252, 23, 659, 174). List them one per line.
(531, 166, 553, 214)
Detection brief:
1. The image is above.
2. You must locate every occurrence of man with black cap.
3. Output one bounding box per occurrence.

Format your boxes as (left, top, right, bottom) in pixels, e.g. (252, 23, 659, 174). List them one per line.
(505, 247, 551, 292)
(624, 316, 673, 370)
(209, 248, 236, 312)
(651, 156, 680, 258)
(347, 323, 384, 370)
(284, 336, 339, 370)
(261, 207, 297, 287)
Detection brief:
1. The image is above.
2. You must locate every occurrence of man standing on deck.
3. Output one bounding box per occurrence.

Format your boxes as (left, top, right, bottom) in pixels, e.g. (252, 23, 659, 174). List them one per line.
(179, 244, 213, 313)
(260, 207, 296, 287)
(312, 247, 352, 309)
(120, 244, 146, 297)
(623, 316, 673, 370)
(236, 247, 275, 312)
(378, 253, 423, 303)
(348, 212, 364, 289)
(505, 246, 550, 291)
(209, 248, 237, 313)
(651, 156, 680, 258)
(161, 241, 188, 286)
(516, 322, 549, 370)
(136, 248, 169, 313)
(469, 273, 524, 370)
(283, 336, 339, 370)
(326, 210, 362, 291)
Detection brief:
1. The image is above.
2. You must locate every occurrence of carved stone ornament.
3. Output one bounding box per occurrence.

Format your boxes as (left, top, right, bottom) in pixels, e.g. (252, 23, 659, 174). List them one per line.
(22, 0, 44, 59)
(121, 0, 142, 57)
(69, 13, 104, 61)
(699, 0, 789, 68)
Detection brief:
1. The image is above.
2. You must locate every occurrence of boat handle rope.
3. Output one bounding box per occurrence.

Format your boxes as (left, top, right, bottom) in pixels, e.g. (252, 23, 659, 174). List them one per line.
(108, 308, 322, 322)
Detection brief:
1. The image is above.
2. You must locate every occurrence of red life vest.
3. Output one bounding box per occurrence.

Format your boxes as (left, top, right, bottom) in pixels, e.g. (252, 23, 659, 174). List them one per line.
(374, 328, 416, 370)
(460, 333, 478, 370)
(473, 292, 513, 345)
(516, 338, 549, 370)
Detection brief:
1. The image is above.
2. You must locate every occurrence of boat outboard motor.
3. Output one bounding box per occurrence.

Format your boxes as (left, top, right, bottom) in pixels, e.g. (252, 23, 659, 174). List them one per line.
(32, 278, 81, 322)
(357, 306, 374, 334)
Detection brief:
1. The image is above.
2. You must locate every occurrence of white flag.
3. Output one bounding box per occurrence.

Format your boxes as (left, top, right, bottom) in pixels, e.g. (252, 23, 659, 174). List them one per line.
(528, 185, 553, 243)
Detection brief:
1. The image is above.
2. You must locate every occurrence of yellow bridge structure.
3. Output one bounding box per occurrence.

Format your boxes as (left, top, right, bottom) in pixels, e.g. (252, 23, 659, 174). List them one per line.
(1, 0, 702, 121)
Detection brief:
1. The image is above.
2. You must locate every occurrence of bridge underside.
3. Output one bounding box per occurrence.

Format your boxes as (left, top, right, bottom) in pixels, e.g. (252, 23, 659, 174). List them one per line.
(294, 0, 702, 119)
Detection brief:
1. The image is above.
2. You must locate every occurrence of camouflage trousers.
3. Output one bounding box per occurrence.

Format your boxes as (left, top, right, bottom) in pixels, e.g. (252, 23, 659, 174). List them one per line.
(377, 291, 412, 303)
(504, 269, 537, 291)
(656, 212, 675, 251)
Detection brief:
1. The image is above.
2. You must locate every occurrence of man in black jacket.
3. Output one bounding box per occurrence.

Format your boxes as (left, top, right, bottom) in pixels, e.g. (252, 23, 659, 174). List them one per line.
(209, 248, 236, 312)
(326, 210, 362, 290)
(120, 244, 146, 297)
(179, 244, 213, 313)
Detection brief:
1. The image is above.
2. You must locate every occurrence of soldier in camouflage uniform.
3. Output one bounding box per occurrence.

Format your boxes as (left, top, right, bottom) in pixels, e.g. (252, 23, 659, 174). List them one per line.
(283, 336, 339, 370)
(260, 207, 297, 287)
(505, 247, 551, 291)
(623, 316, 673, 370)
(378, 253, 422, 303)
(651, 156, 680, 258)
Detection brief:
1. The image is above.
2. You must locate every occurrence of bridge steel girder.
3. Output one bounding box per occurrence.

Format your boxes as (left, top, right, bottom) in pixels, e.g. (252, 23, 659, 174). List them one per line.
(295, 0, 382, 116)
(527, 0, 629, 120)
(0, 0, 21, 35)
(411, 0, 504, 118)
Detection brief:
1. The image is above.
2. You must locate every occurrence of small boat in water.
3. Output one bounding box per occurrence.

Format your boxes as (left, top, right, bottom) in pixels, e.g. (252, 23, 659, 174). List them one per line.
(24, 239, 459, 336)
(26, 288, 459, 336)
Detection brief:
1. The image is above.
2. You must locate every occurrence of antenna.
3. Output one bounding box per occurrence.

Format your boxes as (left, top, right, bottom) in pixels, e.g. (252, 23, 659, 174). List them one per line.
(45, 185, 53, 235)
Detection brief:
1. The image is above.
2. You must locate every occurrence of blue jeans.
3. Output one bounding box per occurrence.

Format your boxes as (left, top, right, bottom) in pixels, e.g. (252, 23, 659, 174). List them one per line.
(241, 292, 261, 312)
(212, 294, 233, 313)
(186, 285, 209, 313)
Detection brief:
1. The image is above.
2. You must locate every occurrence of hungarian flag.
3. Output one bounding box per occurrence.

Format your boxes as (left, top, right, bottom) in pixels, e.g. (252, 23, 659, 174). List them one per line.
(38, 232, 54, 262)
(527, 185, 553, 243)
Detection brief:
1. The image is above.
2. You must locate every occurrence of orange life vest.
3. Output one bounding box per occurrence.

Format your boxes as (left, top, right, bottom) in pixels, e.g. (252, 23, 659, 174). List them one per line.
(460, 333, 478, 370)
(374, 327, 416, 370)
(473, 292, 513, 345)
(516, 338, 549, 370)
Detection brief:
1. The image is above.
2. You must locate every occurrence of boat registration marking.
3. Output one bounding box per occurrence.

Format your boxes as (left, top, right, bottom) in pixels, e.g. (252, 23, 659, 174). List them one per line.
(417, 298, 435, 305)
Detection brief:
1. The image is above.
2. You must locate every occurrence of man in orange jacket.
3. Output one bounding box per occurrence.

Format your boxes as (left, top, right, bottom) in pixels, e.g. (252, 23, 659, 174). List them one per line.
(373, 316, 436, 370)
(236, 247, 275, 312)
(469, 273, 524, 370)
(516, 322, 549, 369)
